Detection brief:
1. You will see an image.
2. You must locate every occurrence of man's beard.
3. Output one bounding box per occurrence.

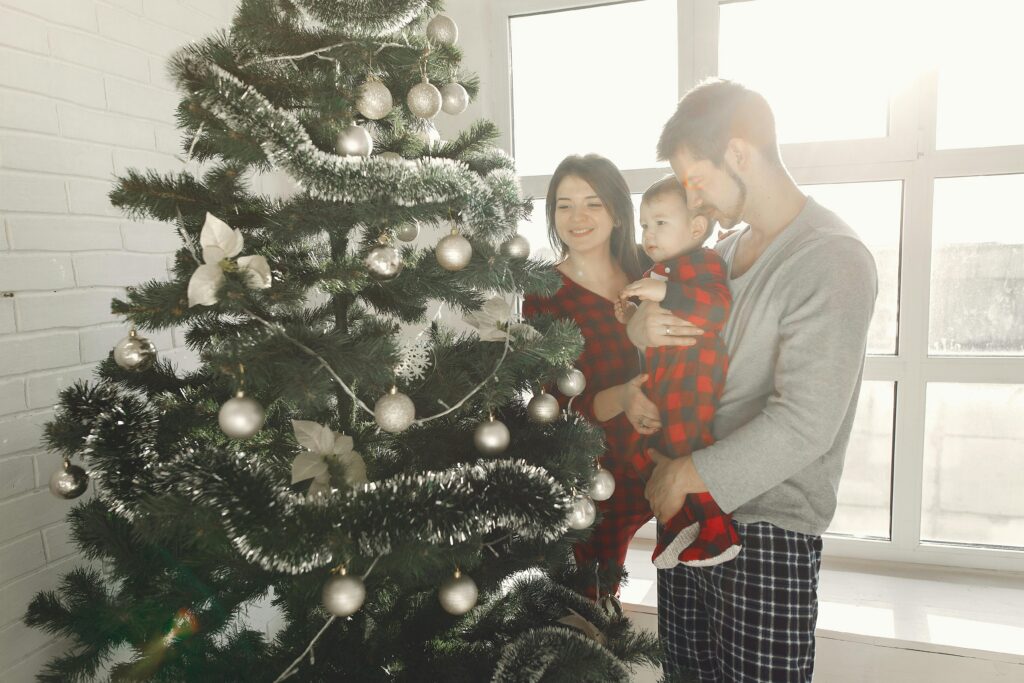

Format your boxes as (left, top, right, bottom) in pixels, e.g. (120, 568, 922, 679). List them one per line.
(716, 165, 747, 229)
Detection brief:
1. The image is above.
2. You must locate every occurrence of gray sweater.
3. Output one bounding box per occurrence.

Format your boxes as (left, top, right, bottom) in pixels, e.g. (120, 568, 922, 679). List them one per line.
(668, 197, 877, 536)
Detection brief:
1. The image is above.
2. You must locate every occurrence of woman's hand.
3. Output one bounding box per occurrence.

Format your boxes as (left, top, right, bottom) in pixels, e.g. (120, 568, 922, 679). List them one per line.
(621, 374, 661, 435)
(626, 302, 703, 350)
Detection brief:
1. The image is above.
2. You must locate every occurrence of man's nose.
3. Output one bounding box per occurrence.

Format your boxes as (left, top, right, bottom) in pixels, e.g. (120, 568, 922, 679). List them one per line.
(686, 191, 703, 211)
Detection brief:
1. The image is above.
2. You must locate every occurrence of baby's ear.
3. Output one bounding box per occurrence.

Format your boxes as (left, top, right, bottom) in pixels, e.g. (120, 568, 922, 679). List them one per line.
(691, 214, 709, 241)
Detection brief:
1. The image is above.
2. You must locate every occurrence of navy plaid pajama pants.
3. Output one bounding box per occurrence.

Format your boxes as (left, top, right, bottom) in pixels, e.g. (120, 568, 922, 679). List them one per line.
(657, 521, 823, 682)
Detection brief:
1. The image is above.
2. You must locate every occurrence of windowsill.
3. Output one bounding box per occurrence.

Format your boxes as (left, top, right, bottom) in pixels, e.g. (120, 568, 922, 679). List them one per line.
(620, 539, 1024, 665)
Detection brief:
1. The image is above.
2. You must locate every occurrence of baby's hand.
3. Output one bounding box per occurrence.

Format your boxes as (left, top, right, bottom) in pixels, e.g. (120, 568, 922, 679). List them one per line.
(621, 278, 667, 303)
(614, 298, 637, 324)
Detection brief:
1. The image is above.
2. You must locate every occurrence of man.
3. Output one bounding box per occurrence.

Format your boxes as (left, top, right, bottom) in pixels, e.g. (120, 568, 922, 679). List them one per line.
(627, 79, 878, 682)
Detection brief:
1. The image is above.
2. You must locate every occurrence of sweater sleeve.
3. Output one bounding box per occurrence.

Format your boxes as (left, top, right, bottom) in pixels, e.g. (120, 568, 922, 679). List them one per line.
(691, 238, 878, 513)
(660, 249, 732, 333)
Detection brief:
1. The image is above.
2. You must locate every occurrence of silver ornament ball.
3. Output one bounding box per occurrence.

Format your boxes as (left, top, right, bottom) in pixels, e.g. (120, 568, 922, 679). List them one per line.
(438, 571, 477, 615)
(426, 13, 459, 45)
(416, 122, 441, 147)
(440, 82, 469, 115)
(365, 245, 403, 280)
(435, 234, 472, 271)
(526, 392, 560, 424)
(374, 389, 415, 433)
(113, 331, 157, 371)
(49, 461, 88, 500)
(557, 368, 587, 397)
(589, 467, 616, 502)
(474, 418, 510, 455)
(357, 79, 393, 120)
(395, 221, 420, 242)
(322, 573, 366, 617)
(336, 123, 373, 157)
(218, 394, 266, 439)
(567, 496, 597, 530)
(407, 80, 442, 119)
(499, 235, 531, 260)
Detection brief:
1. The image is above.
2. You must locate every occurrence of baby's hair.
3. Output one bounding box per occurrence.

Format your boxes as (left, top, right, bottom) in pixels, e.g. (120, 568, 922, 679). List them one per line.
(641, 176, 717, 242)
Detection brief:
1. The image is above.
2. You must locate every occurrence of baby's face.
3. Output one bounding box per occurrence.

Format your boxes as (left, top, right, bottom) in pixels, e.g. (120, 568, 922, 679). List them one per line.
(639, 193, 703, 262)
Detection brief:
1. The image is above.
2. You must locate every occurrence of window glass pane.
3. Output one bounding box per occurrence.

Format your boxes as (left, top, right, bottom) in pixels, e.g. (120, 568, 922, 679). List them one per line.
(509, 0, 677, 176)
(935, 1, 1024, 149)
(801, 182, 901, 355)
(922, 384, 1024, 549)
(929, 174, 1024, 356)
(828, 381, 894, 540)
(719, 0, 905, 144)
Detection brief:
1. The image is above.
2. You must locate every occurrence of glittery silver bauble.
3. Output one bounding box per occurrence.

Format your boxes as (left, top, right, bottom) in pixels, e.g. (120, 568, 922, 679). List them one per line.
(416, 122, 441, 146)
(218, 393, 266, 439)
(499, 235, 531, 260)
(426, 14, 459, 45)
(567, 496, 597, 530)
(113, 330, 157, 371)
(474, 417, 510, 455)
(49, 460, 88, 499)
(438, 570, 477, 615)
(557, 368, 587, 397)
(335, 123, 373, 157)
(407, 80, 442, 119)
(322, 572, 366, 617)
(526, 392, 560, 424)
(357, 79, 393, 120)
(374, 388, 415, 433)
(379, 151, 403, 161)
(435, 234, 472, 271)
(365, 245, 403, 280)
(589, 467, 616, 502)
(440, 82, 469, 115)
(395, 222, 420, 242)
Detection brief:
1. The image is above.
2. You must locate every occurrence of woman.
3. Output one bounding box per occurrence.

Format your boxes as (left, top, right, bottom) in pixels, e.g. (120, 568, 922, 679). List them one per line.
(523, 154, 660, 599)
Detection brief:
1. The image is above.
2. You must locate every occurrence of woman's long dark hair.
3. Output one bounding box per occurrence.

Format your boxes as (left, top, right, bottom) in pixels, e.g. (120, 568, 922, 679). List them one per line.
(545, 154, 644, 280)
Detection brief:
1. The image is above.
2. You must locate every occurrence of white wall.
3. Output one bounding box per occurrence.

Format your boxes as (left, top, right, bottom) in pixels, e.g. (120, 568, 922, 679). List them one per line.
(0, 1, 236, 680)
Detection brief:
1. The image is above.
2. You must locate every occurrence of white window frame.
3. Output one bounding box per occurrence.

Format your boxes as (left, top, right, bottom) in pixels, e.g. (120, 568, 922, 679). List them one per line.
(492, 0, 1024, 573)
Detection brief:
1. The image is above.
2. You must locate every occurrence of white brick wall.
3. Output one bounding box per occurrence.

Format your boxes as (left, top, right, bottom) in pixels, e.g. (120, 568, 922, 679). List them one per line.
(0, 1, 237, 679)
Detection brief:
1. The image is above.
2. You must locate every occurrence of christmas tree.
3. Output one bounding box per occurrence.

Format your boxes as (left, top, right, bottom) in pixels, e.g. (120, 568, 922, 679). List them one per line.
(24, 1, 661, 680)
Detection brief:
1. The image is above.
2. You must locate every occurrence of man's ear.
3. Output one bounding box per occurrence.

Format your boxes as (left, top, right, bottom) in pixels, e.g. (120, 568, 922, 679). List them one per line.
(691, 214, 709, 241)
(726, 137, 750, 172)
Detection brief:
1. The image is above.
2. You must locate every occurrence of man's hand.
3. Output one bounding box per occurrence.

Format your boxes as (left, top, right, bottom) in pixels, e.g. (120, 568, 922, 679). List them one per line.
(626, 302, 703, 350)
(620, 278, 667, 303)
(621, 374, 660, 435)
(644, 449, 708, 523)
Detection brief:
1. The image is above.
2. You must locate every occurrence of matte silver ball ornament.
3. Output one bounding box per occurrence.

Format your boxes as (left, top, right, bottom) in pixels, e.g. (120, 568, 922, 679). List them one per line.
(49, 460, 88, 499)
(474, 416, 510, 455)
(322, 571, 366, 617)
(435, 233, 472, 271)
(218, 392, 266, 439)
(407, 79, 442, 119)
(374, 387, 415, 433)
(395, 222, 420, 243)
(336, 123, 373, 157)
(499, 235, 531, 260)
(526, 391, 560, 424)
(365, 245, 403, 280)
(567, 496, 597, 530)
(426, 14, 459, 45)
(440, 82, 469, 115)
(438, 569, 477, 615)
(357, 79, 393, 120)
(113, 329, 157, 371)
(589, 467, 616, 502)
(557, 368, 587, 397)
(416, 122, 441, 147)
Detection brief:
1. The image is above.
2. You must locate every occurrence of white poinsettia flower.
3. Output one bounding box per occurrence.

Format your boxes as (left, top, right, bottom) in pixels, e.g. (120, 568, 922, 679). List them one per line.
(464, 296, 513, 341)
(290, 420, 367, 497)
(187, 212, 272, 307)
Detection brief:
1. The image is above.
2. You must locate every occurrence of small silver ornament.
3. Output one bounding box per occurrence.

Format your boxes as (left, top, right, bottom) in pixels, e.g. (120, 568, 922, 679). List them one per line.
(357, 79, 393, 120)
(322, 571, 366, 617)
(407, 79, 443, 119)
(499, 235, 531, 260)
(365, 245, 403, 280)
(589, 467, 616, 502)
(557, 368, 587, 397)
(218, 392, 266, 439)
(49, 460, 88, 499)
(440, 82, 469, 115)
(374, 387, 415, 433)
(336, 123, 373, 157)
(567, 496, 597, 530)
(394, 222, 420, 242)
(426, 14, 459, 45)
(474, 416, 510, 455)
(416, 122, 441, 147)
(435, 233, 472, 271)
(113, 329, 157, 371)
(527, 391, 560, 424)
(438, 569, 477, 615)
(379, 151, 403, 161)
